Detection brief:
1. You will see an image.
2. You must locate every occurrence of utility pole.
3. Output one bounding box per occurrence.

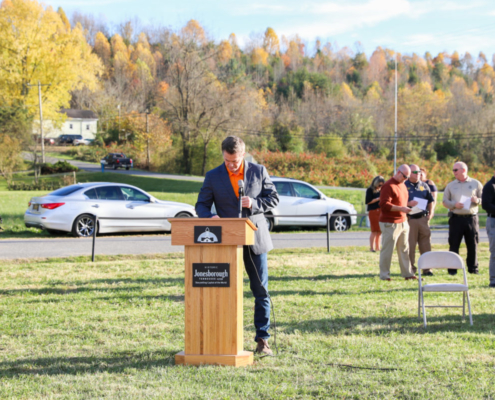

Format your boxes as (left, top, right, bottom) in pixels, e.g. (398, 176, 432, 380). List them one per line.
(27, 81, 51, 163)
(117, 104, 121, 142)
(146, 109, 150, 170)
(394, 52, 398, 174)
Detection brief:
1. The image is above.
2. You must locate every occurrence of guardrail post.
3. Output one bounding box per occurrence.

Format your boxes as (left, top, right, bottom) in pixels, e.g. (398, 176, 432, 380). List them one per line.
(326, 212, 330, 253)
(92, 215, 97, 262)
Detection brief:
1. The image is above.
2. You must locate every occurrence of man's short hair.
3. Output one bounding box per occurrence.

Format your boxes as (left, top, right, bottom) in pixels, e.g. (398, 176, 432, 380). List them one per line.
(222, 136, 245, 154)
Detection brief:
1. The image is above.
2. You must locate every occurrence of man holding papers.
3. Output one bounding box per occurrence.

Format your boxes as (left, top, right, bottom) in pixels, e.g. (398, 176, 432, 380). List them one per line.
(405, 164, 435, 276)
(443, 162, 483, 275)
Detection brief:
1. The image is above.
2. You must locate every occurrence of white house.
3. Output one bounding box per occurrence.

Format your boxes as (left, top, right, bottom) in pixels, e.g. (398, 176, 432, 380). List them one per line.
(38, 109, 98, 140)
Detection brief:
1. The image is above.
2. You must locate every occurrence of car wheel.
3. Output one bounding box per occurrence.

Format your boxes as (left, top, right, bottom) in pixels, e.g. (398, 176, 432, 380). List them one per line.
(125, 166, 130, 170)
(265, 214, 274, 231)
(329, 213, 350, 232)
(175, 212, 192, 218)
(72, 214, 97, 237)
(113, 165, 118, 170)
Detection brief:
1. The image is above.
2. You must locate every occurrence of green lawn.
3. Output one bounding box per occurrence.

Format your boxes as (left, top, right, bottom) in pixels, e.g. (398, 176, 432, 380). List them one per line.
(0, 173, 202, 238)
(1, 172, 487, 238)
(0, 244, 493, 399)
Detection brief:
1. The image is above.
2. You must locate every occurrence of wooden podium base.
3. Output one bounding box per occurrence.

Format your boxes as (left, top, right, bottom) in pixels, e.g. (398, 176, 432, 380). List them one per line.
(175, 351, 254, 367)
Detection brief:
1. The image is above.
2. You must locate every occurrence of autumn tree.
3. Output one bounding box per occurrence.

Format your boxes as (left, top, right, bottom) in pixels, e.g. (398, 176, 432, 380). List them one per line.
(0, 0, 102, 127)
(263, 27, 279, 55)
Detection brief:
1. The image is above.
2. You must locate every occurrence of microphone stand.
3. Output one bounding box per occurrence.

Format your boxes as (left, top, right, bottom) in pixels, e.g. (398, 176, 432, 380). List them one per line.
(238, 187, 244, 218)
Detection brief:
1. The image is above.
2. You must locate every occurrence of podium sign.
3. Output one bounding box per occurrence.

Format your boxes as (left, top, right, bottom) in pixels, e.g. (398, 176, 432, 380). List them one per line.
(192, 263, 230, 287)
(170, 218, 257, 367)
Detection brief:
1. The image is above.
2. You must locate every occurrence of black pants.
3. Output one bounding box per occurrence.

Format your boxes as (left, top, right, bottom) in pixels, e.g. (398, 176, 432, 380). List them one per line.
(448, 214, 479, 271)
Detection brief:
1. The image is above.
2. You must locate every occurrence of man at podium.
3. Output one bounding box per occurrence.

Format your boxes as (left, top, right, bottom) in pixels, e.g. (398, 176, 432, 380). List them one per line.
(196, 136, 279, 356)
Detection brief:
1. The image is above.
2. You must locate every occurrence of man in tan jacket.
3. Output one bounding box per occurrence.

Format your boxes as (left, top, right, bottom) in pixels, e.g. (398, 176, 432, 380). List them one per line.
(443, 162, 483, 275)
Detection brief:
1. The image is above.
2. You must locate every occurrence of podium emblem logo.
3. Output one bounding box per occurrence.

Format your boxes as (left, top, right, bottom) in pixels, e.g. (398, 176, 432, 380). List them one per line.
(194, 226, 222, 244)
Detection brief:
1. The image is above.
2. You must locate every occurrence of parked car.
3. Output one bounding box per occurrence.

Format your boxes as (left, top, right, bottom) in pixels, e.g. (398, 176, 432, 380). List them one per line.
(73, 138, 93, 146)
(57, 134, 83, 145)
(33, 135, 55, 146)
(24, 182, 197, 237)
(100, 153, 133, 170)
(267, 177, 358, 231)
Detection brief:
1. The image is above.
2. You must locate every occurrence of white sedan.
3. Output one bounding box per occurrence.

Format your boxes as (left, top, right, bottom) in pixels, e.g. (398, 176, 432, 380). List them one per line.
(267, 177, 358, 231)
(24, 182, 197, 237)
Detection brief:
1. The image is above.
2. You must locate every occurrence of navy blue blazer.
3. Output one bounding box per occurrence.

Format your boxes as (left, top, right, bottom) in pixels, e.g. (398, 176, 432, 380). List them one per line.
(195, 161, 279, 254)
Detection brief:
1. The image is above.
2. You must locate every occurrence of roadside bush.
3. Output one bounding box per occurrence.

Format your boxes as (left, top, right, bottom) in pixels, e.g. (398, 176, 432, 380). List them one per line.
(8, 175, 74, 191)
(252, 150, 493, 189)
(41, 161, 78, 175)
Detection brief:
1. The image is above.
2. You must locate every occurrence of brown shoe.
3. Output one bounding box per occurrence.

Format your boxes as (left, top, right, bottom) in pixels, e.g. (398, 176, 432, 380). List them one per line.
(256, 338, 273, 356)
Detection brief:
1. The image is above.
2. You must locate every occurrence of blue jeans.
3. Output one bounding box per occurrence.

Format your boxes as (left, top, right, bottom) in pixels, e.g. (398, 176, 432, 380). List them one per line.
(486, 217, 495, 284)
(243, 246, 270, 341)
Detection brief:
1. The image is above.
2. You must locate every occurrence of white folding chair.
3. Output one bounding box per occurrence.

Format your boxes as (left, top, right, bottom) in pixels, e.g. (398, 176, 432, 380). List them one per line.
(418, 251, 473, 328)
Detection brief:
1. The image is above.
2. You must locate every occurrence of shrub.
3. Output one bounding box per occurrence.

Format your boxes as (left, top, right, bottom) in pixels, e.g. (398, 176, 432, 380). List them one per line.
(41, 160, 78, 175)
(252, 150, 493, 189)
(8, 175, 74, 191)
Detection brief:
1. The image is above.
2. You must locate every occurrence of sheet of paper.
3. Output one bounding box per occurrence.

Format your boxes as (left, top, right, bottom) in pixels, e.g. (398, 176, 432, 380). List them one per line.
(459, 195, 471, 210)
(409, 206, 423, 215)
(413, 197, 428, 211)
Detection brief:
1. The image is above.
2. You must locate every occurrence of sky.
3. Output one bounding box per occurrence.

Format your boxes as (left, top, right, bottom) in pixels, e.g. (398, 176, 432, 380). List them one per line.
(46, 0, 495, 58)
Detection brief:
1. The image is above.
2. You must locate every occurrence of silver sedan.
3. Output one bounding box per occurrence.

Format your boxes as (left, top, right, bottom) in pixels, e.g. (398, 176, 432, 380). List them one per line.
(24, 182, 197, 237)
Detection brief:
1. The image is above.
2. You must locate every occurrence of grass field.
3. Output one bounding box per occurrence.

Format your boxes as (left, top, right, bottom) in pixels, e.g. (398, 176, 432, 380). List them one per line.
(0, 172, 487, 238)
(0, 244, 494, 399)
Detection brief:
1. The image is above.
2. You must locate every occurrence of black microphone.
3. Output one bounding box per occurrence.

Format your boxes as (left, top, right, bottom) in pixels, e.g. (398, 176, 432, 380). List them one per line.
(238, 180, 244, 218)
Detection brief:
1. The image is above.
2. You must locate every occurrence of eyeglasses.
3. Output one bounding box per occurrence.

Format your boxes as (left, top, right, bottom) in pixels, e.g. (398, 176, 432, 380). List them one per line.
(378, 184, 383, 188)
(399, 171, 410, 179)
(411, 171, 420, 174)
(453, 169, 459, 172)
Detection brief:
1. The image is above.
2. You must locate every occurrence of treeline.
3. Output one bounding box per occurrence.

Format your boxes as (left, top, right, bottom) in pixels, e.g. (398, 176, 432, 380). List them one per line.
(2, 0, 495, 179)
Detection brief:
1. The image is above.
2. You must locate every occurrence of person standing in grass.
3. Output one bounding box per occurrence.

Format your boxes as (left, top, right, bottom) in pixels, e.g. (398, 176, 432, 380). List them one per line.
(405, 164, 435, 276)
(366, 176, 385, 252)
(196, 136, 279, 356)
(481, 172, 495, 288)
(378, 164, 418, 281)
(420, 168, 438, 204)
(443, 162, 483, 275)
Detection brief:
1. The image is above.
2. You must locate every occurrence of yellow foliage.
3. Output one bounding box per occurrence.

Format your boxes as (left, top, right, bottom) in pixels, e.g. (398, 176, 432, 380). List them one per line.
(132, 42, 156, 76)
(251, 47, 269, 66)
(111, 34, 127, 56)
(480, 63, 495, 78)
(181, 19, 206, 45)
(263, 27, 280, 55)
(218, 40, 232, 62)
(472, 81, 479, 94)
(365, 81, 382, 103)
(57, 6, 70, 32)
(257, 88, 268, 110)
(0, 0, 102, 124)
(94, 31, 111, 64)
(341, 82, 354, 100)
(137, 32, 150, 50)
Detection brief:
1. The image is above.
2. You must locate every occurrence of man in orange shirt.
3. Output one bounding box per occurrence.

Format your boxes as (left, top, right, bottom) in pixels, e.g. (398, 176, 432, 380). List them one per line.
(379, 164, 418, 281)
(196, 136, 279, 355)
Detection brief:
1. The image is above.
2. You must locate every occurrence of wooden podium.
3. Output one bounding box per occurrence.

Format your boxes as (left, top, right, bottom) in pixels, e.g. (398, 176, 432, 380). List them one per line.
(170, 218, 257, 367)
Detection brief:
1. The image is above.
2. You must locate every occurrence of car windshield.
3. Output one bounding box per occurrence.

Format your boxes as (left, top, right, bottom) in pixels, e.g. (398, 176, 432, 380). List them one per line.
(49, 185, 83, 196)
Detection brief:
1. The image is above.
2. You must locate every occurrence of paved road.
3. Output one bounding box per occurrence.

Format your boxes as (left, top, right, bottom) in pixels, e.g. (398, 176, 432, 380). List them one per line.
(0, 229, 488, 260)
(23, 153, 206, 182)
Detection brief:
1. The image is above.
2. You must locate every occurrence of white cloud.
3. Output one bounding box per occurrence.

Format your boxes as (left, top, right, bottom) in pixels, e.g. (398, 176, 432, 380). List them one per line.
(275, 0, 411, 38)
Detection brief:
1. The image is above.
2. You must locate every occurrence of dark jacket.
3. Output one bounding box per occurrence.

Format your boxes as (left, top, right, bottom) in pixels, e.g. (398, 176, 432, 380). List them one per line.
(482, 176, 495, 215)
(195, 161, 279, 254)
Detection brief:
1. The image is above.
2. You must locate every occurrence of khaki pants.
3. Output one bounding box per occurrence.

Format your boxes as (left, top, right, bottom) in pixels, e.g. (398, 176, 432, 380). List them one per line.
(379, 221, 414, 280)
(408, 216, 432, 270)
